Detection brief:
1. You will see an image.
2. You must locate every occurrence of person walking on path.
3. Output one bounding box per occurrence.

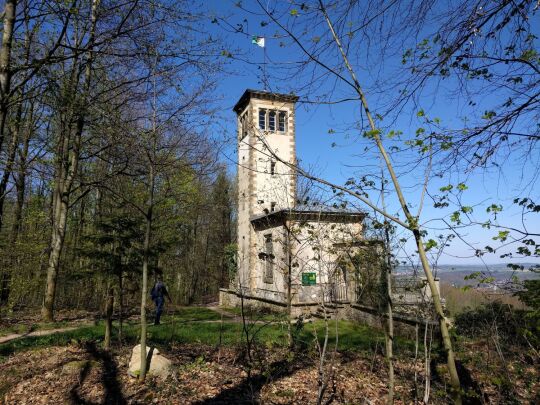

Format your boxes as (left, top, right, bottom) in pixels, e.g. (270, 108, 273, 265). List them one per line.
(150, 274, 172, 325)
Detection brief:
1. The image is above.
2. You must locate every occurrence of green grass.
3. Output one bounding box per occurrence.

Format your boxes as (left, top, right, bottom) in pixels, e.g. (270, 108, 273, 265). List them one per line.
(166, 306, 223, 322)
(220, 306, 288, 322)
(0, 325, 106, 358)
(299, 320, 416, 354)
(0, 307, 416, 358)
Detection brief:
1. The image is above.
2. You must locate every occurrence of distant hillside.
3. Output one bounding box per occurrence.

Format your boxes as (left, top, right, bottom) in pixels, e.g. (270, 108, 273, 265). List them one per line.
(396, 264, 539, 287)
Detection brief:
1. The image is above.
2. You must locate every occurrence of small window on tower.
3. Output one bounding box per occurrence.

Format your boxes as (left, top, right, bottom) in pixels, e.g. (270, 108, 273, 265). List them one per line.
(264, 234, 274, 283)
(270, 161, 276, 175)
(271, 202, 276, 212)
(269, 111, 276, 131)
(259, 109, 266, 130)
(241, 112, 248, 138)
(278, 111, 287, 132)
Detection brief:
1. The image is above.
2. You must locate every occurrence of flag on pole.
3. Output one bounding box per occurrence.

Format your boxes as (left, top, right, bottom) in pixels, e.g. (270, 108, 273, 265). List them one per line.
(251, 36, 265, 47)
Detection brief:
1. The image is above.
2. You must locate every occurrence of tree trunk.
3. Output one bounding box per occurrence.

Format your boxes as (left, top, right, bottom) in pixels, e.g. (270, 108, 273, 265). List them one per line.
(42, 190, 69, 321)
(0, 97, 21, 230)
(104, 287, 114, 350)
(0, 98, 22, 304)
(414, 230, 461, 401)
(10, 98, 32, 242)
(118, 272, 124, 343)
(41, 0, 99, 322)
(286, 223, 293, 347)
(380, 173, 394, 404)
(383, 245, 394, 404)
(0, 0, 16, 155)
(139, 165, 154, 382)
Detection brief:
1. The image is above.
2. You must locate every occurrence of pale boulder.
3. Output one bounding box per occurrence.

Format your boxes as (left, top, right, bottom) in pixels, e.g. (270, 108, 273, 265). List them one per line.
(128, 344, 172, 379)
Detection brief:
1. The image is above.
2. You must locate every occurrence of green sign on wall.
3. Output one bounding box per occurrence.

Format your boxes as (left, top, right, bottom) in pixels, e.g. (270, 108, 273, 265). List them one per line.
(302, 272, 317, 286)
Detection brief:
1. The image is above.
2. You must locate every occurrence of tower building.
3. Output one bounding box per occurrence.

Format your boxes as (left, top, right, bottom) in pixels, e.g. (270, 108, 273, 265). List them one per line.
(223, 89, 365, 313)
(233, 90, 299, 291)
(220, 89, 440, 325)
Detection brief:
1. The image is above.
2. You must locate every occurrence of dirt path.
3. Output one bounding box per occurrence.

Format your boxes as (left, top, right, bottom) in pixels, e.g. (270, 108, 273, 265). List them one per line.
(0, 326, 84, 344)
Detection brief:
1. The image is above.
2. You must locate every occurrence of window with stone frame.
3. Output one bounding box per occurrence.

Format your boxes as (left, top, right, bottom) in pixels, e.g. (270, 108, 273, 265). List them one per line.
(263, 234, 274, 283)
(259, 109, 287, 133)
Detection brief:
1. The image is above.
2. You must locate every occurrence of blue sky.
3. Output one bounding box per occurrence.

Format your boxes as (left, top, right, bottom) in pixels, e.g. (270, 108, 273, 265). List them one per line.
(204, 1, 540, 267)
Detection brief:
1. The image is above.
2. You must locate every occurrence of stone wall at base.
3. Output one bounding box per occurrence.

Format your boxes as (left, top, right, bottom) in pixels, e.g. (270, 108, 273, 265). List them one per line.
(219, 288, 318, 318)
(219, 288, 439, 339)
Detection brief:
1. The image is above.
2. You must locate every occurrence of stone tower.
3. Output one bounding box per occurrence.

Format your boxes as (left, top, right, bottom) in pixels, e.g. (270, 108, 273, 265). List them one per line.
(233, 90, 299, 291)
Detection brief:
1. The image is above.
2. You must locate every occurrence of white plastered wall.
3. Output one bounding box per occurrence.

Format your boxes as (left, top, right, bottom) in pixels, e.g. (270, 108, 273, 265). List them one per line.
(251, 219, 363, 303)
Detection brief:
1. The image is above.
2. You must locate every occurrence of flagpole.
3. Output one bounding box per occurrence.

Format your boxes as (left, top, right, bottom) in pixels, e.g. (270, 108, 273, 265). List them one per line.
(252, 36, 267, 90)
(263, 43, 267, 91)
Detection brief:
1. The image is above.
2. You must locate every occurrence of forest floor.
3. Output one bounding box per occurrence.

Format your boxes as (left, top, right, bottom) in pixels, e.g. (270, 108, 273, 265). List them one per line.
(0, 307, 538, 404)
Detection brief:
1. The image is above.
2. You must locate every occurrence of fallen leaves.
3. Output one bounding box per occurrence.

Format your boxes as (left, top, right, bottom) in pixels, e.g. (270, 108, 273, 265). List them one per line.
(0, 341, 537, 404)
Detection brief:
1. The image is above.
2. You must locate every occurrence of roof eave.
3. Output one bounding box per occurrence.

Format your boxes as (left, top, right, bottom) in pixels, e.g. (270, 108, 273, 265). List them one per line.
(233, 89, 299, 113)
(250, 209, 366, 225)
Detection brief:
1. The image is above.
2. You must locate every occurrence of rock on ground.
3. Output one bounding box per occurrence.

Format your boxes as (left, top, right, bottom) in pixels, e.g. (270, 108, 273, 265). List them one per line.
(128, 344, 172, 379)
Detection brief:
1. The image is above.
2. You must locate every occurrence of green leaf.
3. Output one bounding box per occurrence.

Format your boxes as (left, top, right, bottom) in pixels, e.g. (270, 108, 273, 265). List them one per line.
(387, 130, 402, 139)
(520, 49, 538, 61)
(417, 109, 425, 117)
(464, 272, 480, 280)
(441, 141, 453, 150)
(457, 183, 468, 191)
(290, 9, 298, 16)
(461, 206, 473, 214)
(425, 239, 438, 251)
(486, 204, 502, 213)
(482, 110, 496, 120)
(440, 185, 453, 192)
(450, 211, 461, 223)
(364, 129, 381, 138)
(492, 230, 510, 242)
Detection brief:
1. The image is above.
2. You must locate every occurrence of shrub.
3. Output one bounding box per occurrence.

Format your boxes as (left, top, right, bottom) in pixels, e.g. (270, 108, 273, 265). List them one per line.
(455, 301, 538, 348)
